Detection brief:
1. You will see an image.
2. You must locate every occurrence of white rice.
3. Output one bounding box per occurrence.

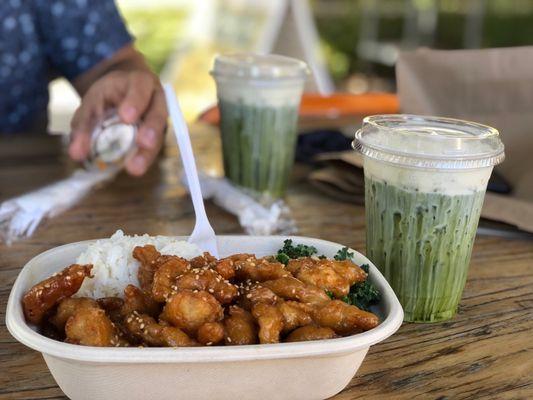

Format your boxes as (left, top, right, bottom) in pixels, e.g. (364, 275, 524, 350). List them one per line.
(76, 230, 202, 298)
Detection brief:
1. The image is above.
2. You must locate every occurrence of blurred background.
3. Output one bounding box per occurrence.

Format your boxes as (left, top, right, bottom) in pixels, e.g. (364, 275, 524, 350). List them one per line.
(48, 0, 533, 132)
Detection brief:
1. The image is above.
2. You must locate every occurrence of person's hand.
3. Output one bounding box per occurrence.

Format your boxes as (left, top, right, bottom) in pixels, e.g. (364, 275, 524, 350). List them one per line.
(69, 70, 167, 176)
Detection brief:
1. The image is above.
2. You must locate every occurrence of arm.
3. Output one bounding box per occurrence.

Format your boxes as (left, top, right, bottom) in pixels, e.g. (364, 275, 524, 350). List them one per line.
(69, 45, 167, 176)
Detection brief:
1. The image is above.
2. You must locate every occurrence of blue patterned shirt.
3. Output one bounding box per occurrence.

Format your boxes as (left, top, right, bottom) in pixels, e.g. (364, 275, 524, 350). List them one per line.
(0, 0, 132, 134)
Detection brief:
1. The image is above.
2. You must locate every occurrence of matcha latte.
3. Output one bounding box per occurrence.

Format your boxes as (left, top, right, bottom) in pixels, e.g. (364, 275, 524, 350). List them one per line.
(353, 115, 505, 322)
(364, 160, 488, 322)
(212, 53, 307, 197)
(219, 100, 299, 197)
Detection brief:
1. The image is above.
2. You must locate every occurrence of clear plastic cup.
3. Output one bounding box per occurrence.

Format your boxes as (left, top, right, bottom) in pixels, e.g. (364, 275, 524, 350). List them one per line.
(353, 115, 505, 323)
(211, 53, 308, 198)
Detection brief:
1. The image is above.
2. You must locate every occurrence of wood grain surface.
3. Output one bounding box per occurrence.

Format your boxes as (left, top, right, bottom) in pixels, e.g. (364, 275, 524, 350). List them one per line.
(1, 128, 532, 400)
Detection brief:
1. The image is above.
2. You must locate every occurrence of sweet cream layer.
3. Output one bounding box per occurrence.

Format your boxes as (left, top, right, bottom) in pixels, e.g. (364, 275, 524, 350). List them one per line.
(364, 157, 492, 195)
(215, 79, 304, 107)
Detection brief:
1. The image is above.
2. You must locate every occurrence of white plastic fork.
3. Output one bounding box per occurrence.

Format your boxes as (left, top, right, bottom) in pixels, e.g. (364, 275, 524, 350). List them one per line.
(163, 83, 219, 257)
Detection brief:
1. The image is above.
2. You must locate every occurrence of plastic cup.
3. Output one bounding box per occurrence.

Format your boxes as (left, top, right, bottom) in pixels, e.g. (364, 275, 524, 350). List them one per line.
(353, 115, 505, 322)
(211, 53, 308, 198)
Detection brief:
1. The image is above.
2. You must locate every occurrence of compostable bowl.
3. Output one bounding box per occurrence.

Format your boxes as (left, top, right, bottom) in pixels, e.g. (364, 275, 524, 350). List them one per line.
(6, 236, 403, 400)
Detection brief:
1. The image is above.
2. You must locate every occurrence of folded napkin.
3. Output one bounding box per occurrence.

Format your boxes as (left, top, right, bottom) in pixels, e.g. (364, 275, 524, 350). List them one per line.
(0, 168, 117, 244)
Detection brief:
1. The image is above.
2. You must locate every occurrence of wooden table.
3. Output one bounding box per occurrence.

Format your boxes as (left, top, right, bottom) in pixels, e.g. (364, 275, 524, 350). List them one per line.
(1, 129, 532, 400)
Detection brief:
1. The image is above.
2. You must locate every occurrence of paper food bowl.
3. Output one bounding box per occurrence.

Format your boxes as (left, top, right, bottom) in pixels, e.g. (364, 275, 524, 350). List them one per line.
(6, 236, 403, 400)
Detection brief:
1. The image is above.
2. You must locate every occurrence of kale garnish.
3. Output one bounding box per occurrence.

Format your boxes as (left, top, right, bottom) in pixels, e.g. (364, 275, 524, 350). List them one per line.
(334, 247, 355, 261)
(341, 263, 381, 311)
(276, 239, 318, 264)
(334, 248, 381, 311)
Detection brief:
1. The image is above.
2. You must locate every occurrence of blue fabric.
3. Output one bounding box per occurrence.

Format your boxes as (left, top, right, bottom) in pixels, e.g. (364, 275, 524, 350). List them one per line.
(0, 0, 132, 134)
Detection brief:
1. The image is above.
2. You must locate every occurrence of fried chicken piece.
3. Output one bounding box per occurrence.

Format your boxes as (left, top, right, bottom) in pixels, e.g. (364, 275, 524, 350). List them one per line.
(160, 326, 197, 347)
(278, 301, 312, 333)
(97, 297, 125, 321)
(238, 283, 279, 310)
(65, 307, 120, 347)
(175, 269, 238, 305)
(284, 301, 315, 315)
(97, 296, 124, 312)
(286, 325, 337, 342)
(233, 255, 291, 282)
(190, 252, 217, 269)
(161, 290, 223, 335)
(22, 264, 93, 325)
(190, 252, 236, 280)
(50, 297, 98, 330)
(224, 306, 258, 345)
(287, 258, 367, 298)
(251, 303, 284, 344)
(213, 258, 236, 281)
(122, 284, 161, 318)
(197, 322, 225, 345)
(124, 312, 197, 347)
(329, 259, 367, 285)
(287, 258, 348, 298)
(96, 296, 140, 345)
(151, 256, 191, 302)
(133, 245, 161, 292)
(312, 300, 379, 335)
(262, 277, 330, 306)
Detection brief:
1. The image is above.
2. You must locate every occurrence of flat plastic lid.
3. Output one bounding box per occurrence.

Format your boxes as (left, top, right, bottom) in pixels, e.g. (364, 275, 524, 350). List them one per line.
(353, 114, 505, 169)
(212, 53, 308, 81)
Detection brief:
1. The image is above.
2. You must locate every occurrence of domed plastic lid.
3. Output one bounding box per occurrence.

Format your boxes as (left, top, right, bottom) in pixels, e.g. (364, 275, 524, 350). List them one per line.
(353, 114, 505, 170)
(212, 53, 309, 81)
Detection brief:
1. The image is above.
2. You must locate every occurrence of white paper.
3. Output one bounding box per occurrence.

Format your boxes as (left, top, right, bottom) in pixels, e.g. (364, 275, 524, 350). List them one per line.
(0, 168, 117, 244)
(182, 173, 297, 235)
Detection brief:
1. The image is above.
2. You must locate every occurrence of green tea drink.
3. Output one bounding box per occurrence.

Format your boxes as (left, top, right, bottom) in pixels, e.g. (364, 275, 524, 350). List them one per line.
(212, 54, 307, 197)
(365, 159, 489, 322)
(218, 100, 299, 196)
(354, 115, 505, 322)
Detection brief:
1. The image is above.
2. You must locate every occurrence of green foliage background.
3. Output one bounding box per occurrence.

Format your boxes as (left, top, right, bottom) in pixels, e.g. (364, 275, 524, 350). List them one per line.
(120, 1, 533, 80)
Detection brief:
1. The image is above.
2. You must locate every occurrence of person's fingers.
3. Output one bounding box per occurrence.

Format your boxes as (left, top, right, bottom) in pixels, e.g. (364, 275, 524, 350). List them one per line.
(124, 87, 167, 176)
(69, 93, 103, 161)
(136, 88, 168, 150)
(117, 71, 156, 125)
(69, 70, 161, 166)
(124, 144, 162, 176)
